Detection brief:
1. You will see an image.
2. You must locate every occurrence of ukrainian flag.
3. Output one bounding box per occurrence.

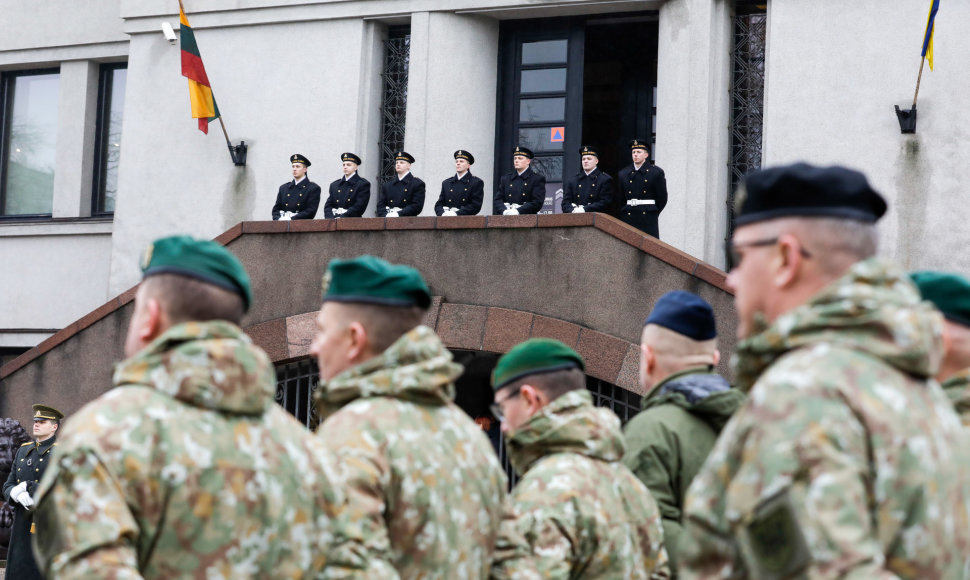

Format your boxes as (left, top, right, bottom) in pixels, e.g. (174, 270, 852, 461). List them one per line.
(921, 0, 940, 70)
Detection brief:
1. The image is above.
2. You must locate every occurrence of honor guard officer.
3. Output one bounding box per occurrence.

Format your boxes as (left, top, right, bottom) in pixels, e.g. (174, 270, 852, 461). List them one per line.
(272, 153, 322, 220)
(494, 146, 546, 215)
(435, 150, 484, 216)
(324, 152, 371, 218)
(562, 145, 615, 214)
(378, 151, 425, 217)
(618, 140, 668, 237)
(2, 404, 63, 580)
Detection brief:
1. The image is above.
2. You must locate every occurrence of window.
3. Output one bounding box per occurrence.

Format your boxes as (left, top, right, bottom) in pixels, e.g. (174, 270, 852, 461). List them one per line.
(93, 64, 127, 215)
(379, 26, 411, 187)
(0, 69, 60, 217)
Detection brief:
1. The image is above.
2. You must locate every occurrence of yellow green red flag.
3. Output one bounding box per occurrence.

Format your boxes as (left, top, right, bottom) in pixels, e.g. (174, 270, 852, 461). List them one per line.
(179, 4, 220, 133)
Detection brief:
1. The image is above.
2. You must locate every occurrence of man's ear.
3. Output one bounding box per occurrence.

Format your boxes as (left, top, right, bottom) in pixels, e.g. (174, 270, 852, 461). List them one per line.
(346, 321, 371, 363)
(713, 348, 721, 367)
(520, 384, 546, 416)
(774, 233, 807, 289)
(643, 344, 657, 374)
(140, 296, 166, 344)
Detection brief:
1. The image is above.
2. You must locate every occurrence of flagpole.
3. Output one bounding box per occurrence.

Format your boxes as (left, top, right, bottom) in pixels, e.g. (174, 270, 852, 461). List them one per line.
(912, 56, 927, 108)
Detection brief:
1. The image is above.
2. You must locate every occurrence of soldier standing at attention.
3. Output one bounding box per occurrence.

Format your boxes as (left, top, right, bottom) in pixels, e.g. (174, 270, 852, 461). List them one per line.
(272, 153, 321, 220)
(494, 146, 545, 215)
(377, 151, 425, 217)
(561, 145, 614, 214)
(618, 140, 667, 237)
(489, 338, 670, 580)
(32, 236, 358, 579)
(310, 255, 507, 578)
(2, 404, 63, 580)
(910, 271, 970, 425)
(324, 152, 370, 218)
(622, 291, 744, 578)
(435, 149, 484, 216)
(680, 163, 970, 578)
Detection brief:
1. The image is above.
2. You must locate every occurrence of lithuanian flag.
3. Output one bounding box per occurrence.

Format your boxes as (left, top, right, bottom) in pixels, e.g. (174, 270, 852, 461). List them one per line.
(180, 4, 220, 134)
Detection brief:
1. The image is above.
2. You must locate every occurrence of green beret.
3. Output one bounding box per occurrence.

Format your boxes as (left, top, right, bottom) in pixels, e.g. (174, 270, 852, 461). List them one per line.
(33, 404, 64, 422)
(492, 338, 584, 391)
(322, 255, 431, 308)
(911, 271, 970, 328)
(141, 235, 252, 312)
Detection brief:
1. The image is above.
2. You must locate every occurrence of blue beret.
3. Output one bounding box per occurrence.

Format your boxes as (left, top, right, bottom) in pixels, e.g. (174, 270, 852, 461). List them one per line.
(644, 291, 717, 340)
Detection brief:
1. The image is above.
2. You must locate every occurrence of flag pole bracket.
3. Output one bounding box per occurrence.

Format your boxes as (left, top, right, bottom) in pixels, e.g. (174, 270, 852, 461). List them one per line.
(894, 105, 918, 134)
(229, 141, 248, 166)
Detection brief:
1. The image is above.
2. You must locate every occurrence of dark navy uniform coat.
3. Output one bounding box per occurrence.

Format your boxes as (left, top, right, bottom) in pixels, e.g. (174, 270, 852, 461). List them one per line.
(434, 172, 484, 216)
(493, 166, 546, 215)
(617, 163, 668, 238)
(271, 177, 322, 220)
(377, 173, 425, 217)
(561, 168, 615, 214)
(324, 173, 371, 218)
(2, 437, 57, 580)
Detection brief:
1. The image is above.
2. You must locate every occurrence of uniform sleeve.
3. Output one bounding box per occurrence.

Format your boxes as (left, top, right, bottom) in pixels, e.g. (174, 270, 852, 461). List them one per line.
(586, 175, 614, 213)
(293, 182, 322, 219)
(490, 497, 570, 580)
(653, 169, 668, 212)
(346, 180, 370, 218)
(461, 177, 484, 215)
(560, 178, 577, 214)
(324, 183, 336, 219)
(493, 178, 507, 214)
(32, 446, 145, 580)
(434, 180, 447, 216)
(519, 174, 546, 214)
(271, 187, 285, 220)
(2, 449, 19, 502)
(400, 179, 425, 216)
(375, 184, 388, 217)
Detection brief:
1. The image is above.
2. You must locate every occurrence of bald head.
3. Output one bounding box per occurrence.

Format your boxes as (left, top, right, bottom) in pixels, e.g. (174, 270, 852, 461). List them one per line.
(640, 324, 719, 394)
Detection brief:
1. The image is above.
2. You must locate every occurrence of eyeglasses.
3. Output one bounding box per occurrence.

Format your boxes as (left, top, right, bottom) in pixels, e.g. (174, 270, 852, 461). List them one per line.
(490, 386, 522, 422)
(727, 237, 812, 267)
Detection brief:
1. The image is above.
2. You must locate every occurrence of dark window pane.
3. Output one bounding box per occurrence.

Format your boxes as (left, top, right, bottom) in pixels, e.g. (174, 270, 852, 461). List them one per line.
(519, 97, 565, 122)
(530, 156, 563, 181)
(522, 40, 567, 65)
(3, 72, 59, 215)
(520, 68, 566, 93)
(96, 66, 126, 214)
(517, 127, 564, 153)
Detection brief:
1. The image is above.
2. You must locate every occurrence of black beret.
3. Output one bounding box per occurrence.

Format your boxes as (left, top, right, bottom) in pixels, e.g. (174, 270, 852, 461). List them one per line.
(735, 163, 887, 227)
(454, 150, 475, 164)
(395, 151, 415, 164)
(290, 153, 311, 167)
(579, 145, 599, 158)
(341, 152, 362, 165)
(629, 139, 649, 151)
(644, 291, 717, 341)
(512, 146, 534, 160)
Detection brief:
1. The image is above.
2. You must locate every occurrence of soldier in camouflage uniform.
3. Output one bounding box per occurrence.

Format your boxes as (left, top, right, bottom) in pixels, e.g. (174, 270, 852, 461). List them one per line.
(488, 338, 670, 579)
(680, 164, 970, 578)
(911, 271, 970, 425)
(310, 255, 508, 579)
(33, 236, 358, 579)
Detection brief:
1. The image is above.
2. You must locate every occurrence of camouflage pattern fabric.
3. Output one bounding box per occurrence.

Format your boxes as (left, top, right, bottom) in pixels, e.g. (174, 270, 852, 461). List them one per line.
(33, 321, 359, 579)
(942, 368, 970, 426)
(490, 389, 670, 580)
(314, 325, 508, 579)
(680, 258, 970, 579)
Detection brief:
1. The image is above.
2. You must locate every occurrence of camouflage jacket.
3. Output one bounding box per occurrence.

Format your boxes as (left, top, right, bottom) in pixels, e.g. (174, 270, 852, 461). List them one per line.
(680, 259, 970, 579)
(942, 368, 970, 426)
(490, 389, 670, 580)
(314, 325, 508, 579)
(33, 321, 355, 579)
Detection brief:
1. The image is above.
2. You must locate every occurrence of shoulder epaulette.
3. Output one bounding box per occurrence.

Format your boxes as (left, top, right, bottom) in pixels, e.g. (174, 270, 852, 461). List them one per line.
(19, 441, 31, 447)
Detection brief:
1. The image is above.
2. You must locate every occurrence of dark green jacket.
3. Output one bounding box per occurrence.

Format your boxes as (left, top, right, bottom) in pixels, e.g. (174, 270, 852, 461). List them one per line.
(622, 367, 744, 577)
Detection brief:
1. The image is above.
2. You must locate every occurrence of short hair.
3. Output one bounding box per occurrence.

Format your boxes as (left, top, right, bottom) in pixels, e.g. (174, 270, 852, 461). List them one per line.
(642, 324, 718, 368)
(760, 217, 878, 276)
(503, 367, 586, 402)
(143, 274, 246, 326)
(338, 303, 427, 354)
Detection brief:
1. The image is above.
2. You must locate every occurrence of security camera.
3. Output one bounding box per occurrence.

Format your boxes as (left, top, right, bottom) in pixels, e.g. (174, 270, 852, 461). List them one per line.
(161, 22, 177, 45)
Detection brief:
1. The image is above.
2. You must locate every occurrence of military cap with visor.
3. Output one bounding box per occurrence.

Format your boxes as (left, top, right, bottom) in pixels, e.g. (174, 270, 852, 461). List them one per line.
(629, 139, 649, 151)
(290, 153, 311, 167)
(734, 162, 887, 227)
(395, 151, 416, 164)
(910, 271, 970, 328)
(33, 404, 64, 422)
(322, 255, 431, 308)
(644, 290, 717, 341)
(454, 150, 475, 164)
(141, 235, 253, 312)
(341, 152, 362, 165)
(579, 145, 600, 158)
(512, 146, 534, 160)
(492, 338, 585, 391)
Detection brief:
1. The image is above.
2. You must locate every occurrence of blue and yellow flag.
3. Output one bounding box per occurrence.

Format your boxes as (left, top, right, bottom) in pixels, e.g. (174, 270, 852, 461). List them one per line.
(921, 0, 940, 70)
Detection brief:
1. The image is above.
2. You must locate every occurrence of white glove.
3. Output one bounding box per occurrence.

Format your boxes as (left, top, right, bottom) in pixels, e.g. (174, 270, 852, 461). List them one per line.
(443, 209, 458, 217)
(278, 211, 294, 221)
(503, 208, 519, 215)
(572, 207, 585, 213)
(12, 484, 33, 509)
(333, 208, 347, 216)
(386, 208, 400, 217)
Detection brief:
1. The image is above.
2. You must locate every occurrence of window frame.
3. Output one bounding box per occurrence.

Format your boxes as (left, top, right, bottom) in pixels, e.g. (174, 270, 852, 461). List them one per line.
(91, 62, 127, 217)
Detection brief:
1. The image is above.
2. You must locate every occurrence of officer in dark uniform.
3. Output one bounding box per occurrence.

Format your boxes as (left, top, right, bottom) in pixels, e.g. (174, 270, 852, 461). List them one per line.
(617, 139, 668, 238)
(435, 150, 484, 216)
(494, 146, 546, 215)
(2, 404, 63, 580)
(562, 145, 615, 214)
(377, 151, 425, 217)
(271, 153, 322, 220)
(324, 152, 371, 218)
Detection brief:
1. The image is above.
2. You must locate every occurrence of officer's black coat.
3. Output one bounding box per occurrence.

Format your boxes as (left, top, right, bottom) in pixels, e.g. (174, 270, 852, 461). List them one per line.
(2, 437, 57, 580)
(616, 163, 668, 238)
(493, 167, 546, 214)
(561, 168, 615, 214)
(324, 173, 371, 218)
(434, 172, 484, 216)
(271, 177, 322, 220)
(377, 173, 425, 217)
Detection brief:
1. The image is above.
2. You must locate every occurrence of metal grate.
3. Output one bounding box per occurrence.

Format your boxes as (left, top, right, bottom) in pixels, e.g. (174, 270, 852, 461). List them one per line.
(726, 6, 767, 266)
(379, 27, 410, 187)
(275, 359, 320, 431)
